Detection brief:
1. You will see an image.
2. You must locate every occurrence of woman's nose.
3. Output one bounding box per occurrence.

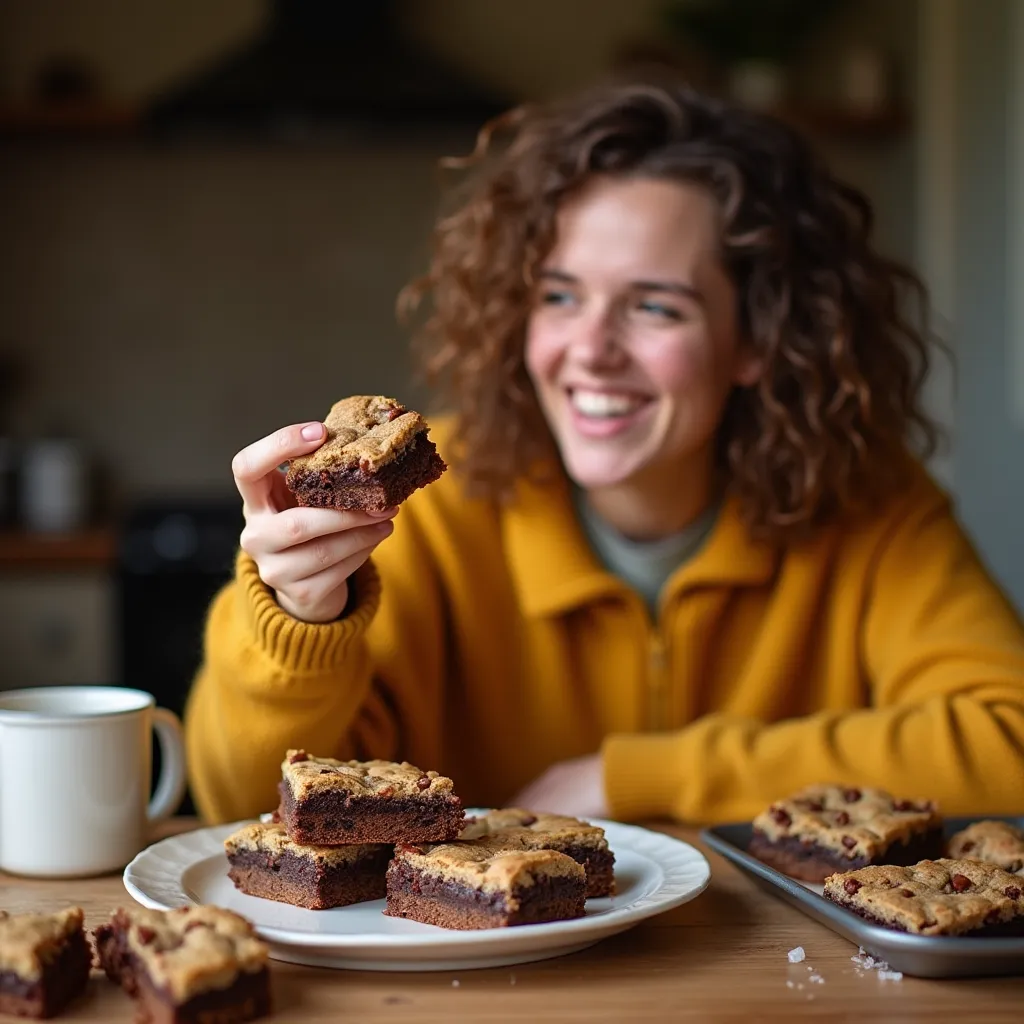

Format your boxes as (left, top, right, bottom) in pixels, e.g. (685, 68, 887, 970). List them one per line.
(568, 308, 629, 369)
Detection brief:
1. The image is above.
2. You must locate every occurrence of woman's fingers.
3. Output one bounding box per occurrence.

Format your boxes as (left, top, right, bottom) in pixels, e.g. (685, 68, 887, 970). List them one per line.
(232, 422, 325, 513)
(254, 520, 394, 590)
(240, 505, 398, 557)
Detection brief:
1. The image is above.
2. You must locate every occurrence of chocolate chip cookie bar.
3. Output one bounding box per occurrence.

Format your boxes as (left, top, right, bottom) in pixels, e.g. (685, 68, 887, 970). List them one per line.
(823, 858, 1024, 936)
(94, 906, 271, 1024)
(385, 837, 587, 929)
(277, 750, 464, 845)
(285, 395, 447, 512)
(749, 784, 943, 882)
(461, 809, 616, 897)
(948, 820, 1024, 874)
(225, 821, 391, 910)
(0, 907, 91, 1019)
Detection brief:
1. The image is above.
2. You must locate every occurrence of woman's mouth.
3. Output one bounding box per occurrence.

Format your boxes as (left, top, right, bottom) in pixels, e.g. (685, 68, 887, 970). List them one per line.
(565, 387, 654, 437)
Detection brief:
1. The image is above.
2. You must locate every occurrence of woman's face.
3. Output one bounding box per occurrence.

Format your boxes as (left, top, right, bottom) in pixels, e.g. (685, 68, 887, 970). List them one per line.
(524, 176, 760, 492)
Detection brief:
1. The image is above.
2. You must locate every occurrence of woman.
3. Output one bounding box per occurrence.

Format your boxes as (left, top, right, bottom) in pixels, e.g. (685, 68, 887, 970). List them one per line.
(186, 77, 1024, 825)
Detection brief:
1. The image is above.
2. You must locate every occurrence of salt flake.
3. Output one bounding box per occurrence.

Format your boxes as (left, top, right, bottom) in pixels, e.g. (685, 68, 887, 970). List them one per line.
(787, 946, 806, 963)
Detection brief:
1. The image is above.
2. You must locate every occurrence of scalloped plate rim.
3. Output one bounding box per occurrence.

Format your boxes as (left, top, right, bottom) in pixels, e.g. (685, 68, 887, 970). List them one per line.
(123, 815, 709, 966)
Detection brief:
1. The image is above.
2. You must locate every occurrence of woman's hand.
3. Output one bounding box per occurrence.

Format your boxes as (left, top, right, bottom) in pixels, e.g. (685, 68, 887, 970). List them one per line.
(511, 754, 609, 820)
(232, 421, 397, 623)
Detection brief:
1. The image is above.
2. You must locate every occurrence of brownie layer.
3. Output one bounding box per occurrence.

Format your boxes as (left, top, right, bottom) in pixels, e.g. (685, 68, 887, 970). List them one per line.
(278, 781, 464, 844)
(227, 847, 389, 910)
(384, 858, 585, 929)
(95, 926, 271, 1024)
(748, 828, 944, 883)
(0, 930, 91, 1019)
(289, 435, 446, 512)
(825, 896, 1024, 938)
(562, 845, 616, 898)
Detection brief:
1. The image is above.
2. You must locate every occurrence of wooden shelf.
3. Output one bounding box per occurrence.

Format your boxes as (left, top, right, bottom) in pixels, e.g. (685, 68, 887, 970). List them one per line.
(790, 106, 911, 142)
(0, 103, 137, 137)
(0, 529, 116, 569)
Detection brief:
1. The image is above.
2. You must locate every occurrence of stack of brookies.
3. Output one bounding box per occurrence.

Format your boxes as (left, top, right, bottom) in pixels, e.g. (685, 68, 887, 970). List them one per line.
(224, 750, 465, 911)
(224, 751, 616, 929)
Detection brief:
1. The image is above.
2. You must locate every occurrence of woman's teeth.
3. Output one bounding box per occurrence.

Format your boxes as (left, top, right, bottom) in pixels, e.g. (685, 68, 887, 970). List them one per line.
(570, 389, 646, 418)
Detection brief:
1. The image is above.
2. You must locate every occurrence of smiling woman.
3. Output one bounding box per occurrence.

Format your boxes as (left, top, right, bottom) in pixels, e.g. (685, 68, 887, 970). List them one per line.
(185, 74, 1024, 830)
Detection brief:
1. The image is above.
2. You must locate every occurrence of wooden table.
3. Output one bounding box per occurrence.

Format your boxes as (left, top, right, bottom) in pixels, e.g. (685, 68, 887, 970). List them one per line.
(1, 820, 1020, 1022)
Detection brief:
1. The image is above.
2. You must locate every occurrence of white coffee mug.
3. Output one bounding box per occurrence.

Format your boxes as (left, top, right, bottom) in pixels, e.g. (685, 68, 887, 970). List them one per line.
(0, 686, 187, 877)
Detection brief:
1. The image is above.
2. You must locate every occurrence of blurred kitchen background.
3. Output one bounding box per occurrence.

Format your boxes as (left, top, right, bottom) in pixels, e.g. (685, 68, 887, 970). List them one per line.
(0, 0, 1021, 749)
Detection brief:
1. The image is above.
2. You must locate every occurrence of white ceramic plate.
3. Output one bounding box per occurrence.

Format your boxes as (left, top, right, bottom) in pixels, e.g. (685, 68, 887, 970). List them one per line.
(123, 817, 710, 972)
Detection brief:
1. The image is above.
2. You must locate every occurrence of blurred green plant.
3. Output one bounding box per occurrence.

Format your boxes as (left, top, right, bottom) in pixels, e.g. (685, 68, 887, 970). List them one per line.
(662, 0, 847, 66)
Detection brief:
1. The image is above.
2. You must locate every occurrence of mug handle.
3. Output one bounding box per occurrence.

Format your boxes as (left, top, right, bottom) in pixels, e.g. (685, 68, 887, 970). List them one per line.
(148, 707, 187, 822)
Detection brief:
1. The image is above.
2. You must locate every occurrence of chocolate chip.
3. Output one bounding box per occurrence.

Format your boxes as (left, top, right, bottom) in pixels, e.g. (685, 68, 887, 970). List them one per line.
(319, 768, 333, 775)
(378, 786, 395, 798)
(806, 801, 824, 812)
(961, 841, 976, 853)
(843, 788, 862, 803)
(893, 800, 913, 811)
(841, 835, 857, 849)
(770, 806, 792, 828)
(416, 776, 432, 791)
(1005, 886, 1021, 901)
(985, 908, 1003, 924)
(288, 750, 309, 764)
(834, 811, 851, 826)
(900, 888, 914, 897)
(844, 878, 862, 895)
(519, 814, 538, 827)
(951, 873, 972, 892)
(137, 926, 156, 945)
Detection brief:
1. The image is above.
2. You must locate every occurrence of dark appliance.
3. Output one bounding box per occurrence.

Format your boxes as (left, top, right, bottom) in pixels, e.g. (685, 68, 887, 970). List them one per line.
(145, 0, 506, 140)
(117, 500, 244, 814)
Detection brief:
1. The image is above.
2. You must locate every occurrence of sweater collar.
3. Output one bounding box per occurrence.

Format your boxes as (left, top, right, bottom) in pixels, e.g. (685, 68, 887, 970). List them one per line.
(501, 466, 778, 618)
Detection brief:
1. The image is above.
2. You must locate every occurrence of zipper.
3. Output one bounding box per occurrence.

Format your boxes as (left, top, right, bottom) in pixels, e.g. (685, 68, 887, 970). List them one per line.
(647, 629, 669, 731)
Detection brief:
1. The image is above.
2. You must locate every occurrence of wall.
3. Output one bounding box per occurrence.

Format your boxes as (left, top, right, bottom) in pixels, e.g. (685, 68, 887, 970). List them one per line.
(0, 141, 448, 500)
(0, 0, 923, 506)
(951, 0, 1024, 610)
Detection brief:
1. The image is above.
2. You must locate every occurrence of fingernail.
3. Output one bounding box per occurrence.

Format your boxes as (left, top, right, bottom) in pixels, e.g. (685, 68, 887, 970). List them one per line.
(367, 507, 398, 518)
(301, 422, 324, 441)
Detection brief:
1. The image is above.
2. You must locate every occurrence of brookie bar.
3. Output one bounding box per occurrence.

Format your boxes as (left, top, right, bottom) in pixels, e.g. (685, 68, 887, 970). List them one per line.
(225, 821, 391, 909)
(277, 750, 464, 845)
(0, 907, 91, 1019)
(385, 838, 586, 929)
(94, 906, 271, 1024)
(460, 808, 616, 898)
(823, 858, 1024, 937)
(748, 783, 943, 882)
(285, 395, 446, 512)
(947, 820, 1024, 875)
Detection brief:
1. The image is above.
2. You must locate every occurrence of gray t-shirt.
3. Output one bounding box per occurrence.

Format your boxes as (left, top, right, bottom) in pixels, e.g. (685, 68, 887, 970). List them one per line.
(574, 491, 719, 618)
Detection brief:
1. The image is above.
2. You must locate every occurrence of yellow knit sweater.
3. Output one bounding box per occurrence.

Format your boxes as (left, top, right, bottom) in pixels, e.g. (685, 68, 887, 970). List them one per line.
(186, 430, 1024, 824)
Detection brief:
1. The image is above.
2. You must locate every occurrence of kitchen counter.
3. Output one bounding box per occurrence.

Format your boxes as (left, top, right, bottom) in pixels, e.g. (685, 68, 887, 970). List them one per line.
(0, 819, 1020, 1021)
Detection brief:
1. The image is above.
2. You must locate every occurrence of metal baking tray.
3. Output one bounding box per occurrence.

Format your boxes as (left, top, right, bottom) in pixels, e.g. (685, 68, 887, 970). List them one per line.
(700, 816, 1024, 978)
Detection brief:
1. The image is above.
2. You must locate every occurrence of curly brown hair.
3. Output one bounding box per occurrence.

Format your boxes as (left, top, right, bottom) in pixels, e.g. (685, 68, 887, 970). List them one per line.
(400, 75, 940, 543)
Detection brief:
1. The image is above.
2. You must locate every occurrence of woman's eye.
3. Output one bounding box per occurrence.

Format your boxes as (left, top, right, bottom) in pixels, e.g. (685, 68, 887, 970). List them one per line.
(636, 300, 684, 322)
(539, 290, 576, 307)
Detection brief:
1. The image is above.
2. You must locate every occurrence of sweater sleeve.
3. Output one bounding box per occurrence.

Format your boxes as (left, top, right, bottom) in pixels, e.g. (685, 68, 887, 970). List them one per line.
(602, 486, 1024, 824)
(184, 551, 382, 822)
